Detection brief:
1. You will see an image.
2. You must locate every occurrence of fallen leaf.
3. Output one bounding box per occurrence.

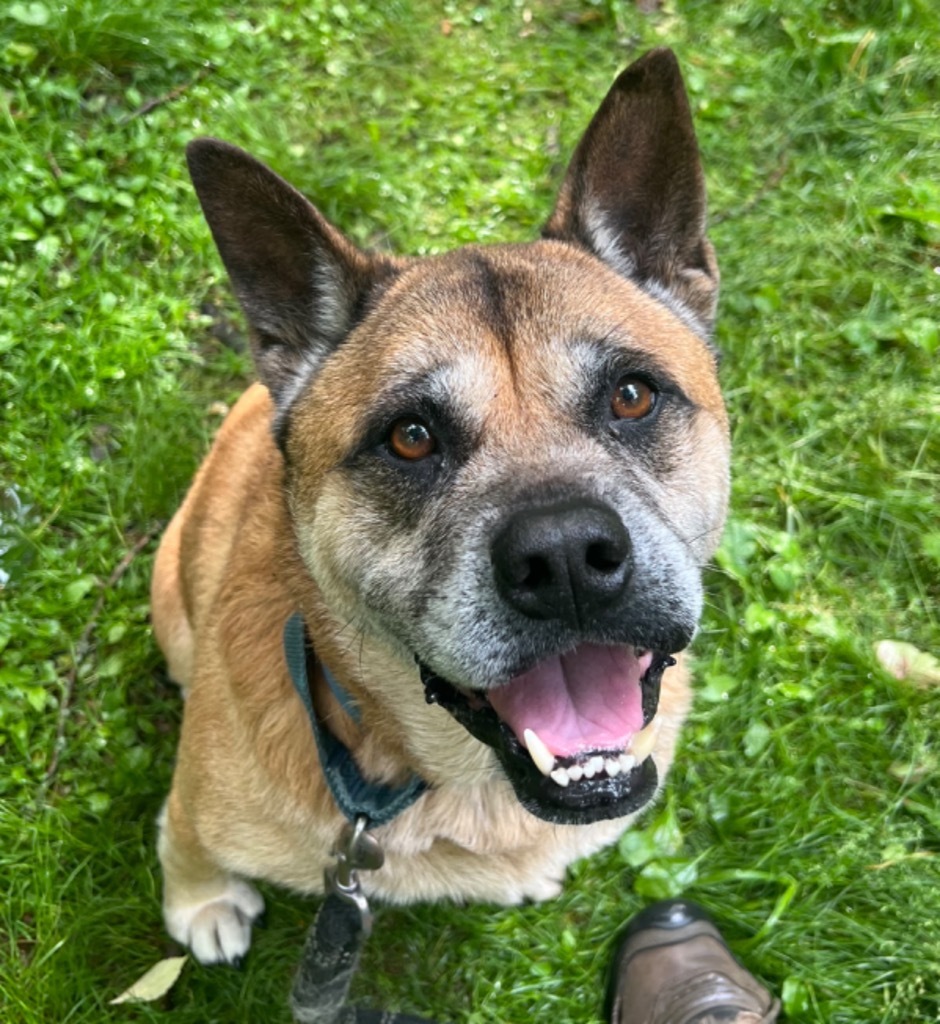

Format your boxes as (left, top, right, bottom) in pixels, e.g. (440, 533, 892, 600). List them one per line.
(888, 751, 937, 782)
(874, 640, 940, 688)
(867, 850, 935, 871)
(110, 955, 188, 1004)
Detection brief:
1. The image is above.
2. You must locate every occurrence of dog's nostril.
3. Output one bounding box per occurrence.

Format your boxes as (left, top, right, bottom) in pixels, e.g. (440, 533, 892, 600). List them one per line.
(521, 556, 552, 590)
(586, 541, 624, 573)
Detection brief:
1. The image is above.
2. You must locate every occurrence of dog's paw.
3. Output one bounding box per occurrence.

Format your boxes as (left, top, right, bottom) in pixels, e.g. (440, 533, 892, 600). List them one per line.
(165, 878, 264, 965)
(522, 875, 565, 902)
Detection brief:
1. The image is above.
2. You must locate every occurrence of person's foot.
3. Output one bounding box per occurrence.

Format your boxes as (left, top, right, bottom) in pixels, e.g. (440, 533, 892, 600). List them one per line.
(606, 900, 781, 1024)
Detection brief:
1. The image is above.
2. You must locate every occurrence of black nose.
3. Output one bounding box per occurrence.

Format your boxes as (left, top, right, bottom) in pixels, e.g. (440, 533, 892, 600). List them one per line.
(491, 499, 632, 627)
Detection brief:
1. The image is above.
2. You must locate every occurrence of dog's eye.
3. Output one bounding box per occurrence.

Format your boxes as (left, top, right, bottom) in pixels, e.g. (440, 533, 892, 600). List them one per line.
(387, 418, 436, 460)
(611, 377, 656, 421)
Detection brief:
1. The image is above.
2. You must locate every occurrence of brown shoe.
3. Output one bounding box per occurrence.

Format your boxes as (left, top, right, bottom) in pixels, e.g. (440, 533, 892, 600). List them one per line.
(606, 900, 781, 1024)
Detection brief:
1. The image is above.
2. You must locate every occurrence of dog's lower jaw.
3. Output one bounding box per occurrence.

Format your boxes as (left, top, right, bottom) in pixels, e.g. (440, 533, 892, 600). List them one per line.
(420, 650, 673, 825)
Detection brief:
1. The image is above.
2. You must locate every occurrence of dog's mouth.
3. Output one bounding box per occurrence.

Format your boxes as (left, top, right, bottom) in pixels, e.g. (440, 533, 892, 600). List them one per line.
(421, 644, 674, 825)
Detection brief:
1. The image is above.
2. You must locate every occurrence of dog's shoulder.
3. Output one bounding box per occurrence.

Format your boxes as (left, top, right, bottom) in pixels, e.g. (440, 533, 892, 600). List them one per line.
(175, 383, 293, 623)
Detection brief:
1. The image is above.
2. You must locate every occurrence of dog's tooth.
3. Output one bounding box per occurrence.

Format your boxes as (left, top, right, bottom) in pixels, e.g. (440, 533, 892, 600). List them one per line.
(605, 757, 621, 777)
(567, 763, 584, 782)
(588, 755, 605, 776)
(618, 752, 636, 773)
(628, 718, 661, 764)
(523, 728, 556, 777)
(550, 767, 570, 788)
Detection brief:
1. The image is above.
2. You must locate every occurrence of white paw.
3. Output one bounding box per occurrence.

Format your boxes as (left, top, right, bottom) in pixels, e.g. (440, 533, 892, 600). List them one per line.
(523, 875, 565, 902)
(165, 878, 264, 965)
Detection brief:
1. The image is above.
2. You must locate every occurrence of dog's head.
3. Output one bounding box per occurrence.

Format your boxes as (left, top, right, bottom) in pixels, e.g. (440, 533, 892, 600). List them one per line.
(187, 49, 729, 825)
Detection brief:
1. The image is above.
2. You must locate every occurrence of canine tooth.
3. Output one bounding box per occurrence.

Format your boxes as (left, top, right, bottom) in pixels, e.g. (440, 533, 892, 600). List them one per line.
(550, 767, 570, 787)
(618, 753, 636, 773)
(567, 764, 583, 782)
(523, 728, 556, 777)
(605, 757, 621, 777)
(628, 718, 661, 764)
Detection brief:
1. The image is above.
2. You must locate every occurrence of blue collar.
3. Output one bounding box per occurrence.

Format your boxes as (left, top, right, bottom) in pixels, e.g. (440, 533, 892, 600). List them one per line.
(283, 614, 428, 828)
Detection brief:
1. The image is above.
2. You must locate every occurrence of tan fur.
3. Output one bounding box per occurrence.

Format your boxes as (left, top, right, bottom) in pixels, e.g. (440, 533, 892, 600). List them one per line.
(152, 48, 729, 965)
(154, 381, 696, 910)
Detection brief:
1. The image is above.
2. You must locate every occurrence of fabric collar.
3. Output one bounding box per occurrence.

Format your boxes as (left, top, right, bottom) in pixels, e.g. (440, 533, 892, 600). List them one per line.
(283, 613, 428, 827)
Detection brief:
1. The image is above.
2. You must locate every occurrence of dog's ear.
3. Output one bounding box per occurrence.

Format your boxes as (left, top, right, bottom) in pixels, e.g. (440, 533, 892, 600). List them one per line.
(543, 48, 718, 335)
(186, 139, 397, 403)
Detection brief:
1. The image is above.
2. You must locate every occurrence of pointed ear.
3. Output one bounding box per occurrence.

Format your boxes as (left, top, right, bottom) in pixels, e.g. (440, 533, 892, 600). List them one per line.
(543, 48, 719, 335)
(186, 138, 398, 403)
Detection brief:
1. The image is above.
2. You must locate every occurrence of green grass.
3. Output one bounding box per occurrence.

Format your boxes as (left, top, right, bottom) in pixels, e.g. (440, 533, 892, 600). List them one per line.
(1, 0, 938, 1021)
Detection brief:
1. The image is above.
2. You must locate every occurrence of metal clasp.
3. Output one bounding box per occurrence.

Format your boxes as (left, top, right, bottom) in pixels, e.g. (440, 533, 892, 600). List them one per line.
(323, 815, 385, 936)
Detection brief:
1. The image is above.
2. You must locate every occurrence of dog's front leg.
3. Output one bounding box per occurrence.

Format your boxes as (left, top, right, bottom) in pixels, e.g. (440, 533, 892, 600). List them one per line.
(157, 790, 265, 965)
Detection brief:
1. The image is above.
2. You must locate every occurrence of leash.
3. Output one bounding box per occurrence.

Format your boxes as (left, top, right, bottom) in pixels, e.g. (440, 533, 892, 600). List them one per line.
(282, 614, 439, 1024)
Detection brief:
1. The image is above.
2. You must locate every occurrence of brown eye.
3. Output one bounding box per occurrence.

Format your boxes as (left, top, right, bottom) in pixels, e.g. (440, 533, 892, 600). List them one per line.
(388, 418, 436, 460)
(611, 377, 656, 420)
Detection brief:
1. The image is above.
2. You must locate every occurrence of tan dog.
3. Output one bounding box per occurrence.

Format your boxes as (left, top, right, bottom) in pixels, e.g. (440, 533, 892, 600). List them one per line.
(151, 47, 729, 965)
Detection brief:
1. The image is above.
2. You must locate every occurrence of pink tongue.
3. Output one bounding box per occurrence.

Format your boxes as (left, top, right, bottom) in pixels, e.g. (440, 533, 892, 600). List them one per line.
(487, 644, 651, 758)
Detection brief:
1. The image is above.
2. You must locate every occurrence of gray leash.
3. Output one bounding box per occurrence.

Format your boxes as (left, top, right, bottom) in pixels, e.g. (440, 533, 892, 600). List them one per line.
(290, 817, 440, 1024)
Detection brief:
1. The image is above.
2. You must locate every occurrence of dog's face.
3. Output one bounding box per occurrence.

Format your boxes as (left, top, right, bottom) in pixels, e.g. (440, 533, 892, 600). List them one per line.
(187, 49, 729, 825)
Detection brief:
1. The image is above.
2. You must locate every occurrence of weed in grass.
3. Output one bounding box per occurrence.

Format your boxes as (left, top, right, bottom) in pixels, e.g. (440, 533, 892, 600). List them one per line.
(1, 1, 939, 1022)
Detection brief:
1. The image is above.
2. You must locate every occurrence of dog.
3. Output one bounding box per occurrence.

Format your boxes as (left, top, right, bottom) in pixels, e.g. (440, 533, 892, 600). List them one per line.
(151, 47, 729, 966)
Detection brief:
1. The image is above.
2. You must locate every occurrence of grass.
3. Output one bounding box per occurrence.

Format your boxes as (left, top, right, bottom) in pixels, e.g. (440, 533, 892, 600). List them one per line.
(1, 0, 938, 1021)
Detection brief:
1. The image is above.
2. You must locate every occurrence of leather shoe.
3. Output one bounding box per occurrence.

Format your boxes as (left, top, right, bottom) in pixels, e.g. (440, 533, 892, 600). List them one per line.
(606, 900, 781, 1024)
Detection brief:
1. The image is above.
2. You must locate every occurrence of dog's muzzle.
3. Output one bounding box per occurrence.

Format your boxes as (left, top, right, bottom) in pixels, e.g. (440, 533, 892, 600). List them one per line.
(420, 497, 686, 824)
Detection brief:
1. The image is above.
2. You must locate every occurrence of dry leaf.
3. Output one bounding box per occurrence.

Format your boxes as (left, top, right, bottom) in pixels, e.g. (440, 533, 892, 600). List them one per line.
(874, 640, 940, 688)
(867, 850, 934, 871)
(110, 955, 188, 1004)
